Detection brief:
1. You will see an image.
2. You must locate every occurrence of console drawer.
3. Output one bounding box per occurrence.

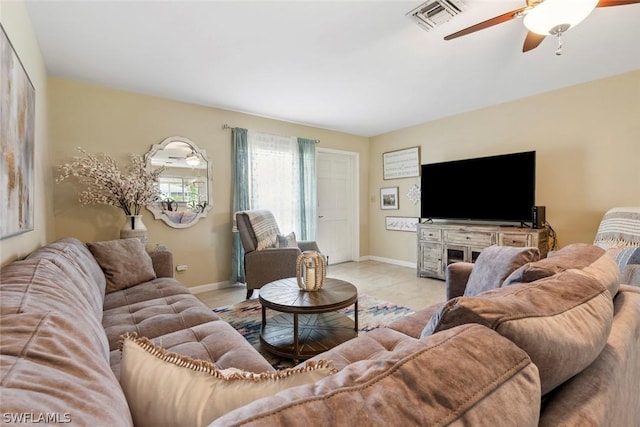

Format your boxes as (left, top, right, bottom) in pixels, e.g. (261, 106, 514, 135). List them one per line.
(419, 228, 442, 242)
(444, 229, 495, 247)
(499, 233, 531, 247)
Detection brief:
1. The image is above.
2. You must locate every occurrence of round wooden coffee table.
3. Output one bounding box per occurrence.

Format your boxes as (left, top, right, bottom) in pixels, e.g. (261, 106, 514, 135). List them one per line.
(259, 277, 358, 360)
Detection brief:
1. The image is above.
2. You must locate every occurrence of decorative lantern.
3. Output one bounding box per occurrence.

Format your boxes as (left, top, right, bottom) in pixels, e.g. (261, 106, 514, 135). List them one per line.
(296, 251, 326, 291)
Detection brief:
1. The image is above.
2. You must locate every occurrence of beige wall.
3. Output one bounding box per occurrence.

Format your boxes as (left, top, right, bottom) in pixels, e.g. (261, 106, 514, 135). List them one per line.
(0, 2, 53, 266)
(49, 78, 370, 287)
(369, 70, 640, 264)
(2, 0, 637, 280)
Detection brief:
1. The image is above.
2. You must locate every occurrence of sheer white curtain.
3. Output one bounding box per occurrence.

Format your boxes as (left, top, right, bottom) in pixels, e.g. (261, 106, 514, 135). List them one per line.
(247, 131, 301, 236)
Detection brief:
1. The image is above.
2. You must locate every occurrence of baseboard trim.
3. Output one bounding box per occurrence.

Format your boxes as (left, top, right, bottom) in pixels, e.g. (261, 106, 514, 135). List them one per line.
(190, 281, 244, 295)
(356, 256, 417, 269)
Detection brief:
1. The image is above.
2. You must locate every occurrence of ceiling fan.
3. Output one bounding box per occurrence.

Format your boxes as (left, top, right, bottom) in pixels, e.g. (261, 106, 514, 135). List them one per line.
(444, 0, 640, 54)
(169, 151, 201, 166)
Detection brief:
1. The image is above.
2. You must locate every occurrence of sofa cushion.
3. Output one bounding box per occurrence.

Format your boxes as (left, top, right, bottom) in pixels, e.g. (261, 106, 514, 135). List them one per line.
(119, 334, 335, 427)
(103, 277, 192, 310)
(421, 269, 614, 395)
(88, 238, 156, 293)
(109, 319, 275, 379)
(102, 293, 219, 351)
(0, 258, 110, 359)
(538, 285, 640, 427)
(306, 327, 420, 371)
(503, 243, 620, 298)
(463, 245, 540, 296)
(386, 302, 443, 339)
(210, 324, 541, 427)
(26, 237, 107, 316)
(0, 312, 132, 426)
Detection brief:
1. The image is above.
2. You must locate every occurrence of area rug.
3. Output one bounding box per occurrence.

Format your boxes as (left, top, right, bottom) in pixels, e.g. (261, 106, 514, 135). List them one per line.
(212, 294, 414, 369)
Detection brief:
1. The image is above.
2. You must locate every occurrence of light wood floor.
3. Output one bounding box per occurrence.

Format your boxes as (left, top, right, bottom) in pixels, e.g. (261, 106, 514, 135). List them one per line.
(195, 260, 446, 311)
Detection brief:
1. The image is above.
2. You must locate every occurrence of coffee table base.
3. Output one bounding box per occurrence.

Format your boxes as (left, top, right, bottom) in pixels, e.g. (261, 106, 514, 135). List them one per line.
(260, 312, 356, 360)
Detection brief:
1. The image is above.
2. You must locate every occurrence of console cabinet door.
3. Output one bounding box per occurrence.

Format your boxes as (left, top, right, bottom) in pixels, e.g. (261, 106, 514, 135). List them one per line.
(419, 242, 443, 278)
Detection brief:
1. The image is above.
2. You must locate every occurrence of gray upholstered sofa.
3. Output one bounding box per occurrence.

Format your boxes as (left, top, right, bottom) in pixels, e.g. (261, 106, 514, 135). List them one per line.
(1, 238, 639, 426)
(0, 237, 273, 426)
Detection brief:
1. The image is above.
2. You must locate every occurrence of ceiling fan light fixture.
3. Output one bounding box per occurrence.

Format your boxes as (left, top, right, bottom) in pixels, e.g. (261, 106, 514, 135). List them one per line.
(185, 154, 200, 166)
(523, 0, 598, 35)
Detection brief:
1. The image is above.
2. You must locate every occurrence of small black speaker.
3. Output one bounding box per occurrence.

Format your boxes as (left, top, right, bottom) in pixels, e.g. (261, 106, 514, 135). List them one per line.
(532, 206, 546, 229)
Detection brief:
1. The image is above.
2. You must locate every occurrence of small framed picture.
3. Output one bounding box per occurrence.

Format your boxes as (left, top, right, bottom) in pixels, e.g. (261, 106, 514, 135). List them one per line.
(380, 187, 399, 210)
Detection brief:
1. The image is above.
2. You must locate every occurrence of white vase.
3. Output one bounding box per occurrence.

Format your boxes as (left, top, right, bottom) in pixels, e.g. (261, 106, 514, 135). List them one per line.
(120, 215, 148, 247)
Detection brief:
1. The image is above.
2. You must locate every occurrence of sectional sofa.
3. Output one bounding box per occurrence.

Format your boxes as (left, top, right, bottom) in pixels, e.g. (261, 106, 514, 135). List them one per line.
(0, 237, 273, 425)
(1, 237, 639, 426)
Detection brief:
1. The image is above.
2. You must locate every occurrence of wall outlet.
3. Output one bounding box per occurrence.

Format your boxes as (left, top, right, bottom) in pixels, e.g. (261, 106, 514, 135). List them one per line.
(176, 264, 188, 272)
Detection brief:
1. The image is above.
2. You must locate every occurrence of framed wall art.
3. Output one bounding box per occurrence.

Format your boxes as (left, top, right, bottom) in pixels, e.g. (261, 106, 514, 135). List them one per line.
(1, 24, 35, 239)
(385, 216, 419, 232)
(380, 187, 399, 210)
(383, 146, 420, 180)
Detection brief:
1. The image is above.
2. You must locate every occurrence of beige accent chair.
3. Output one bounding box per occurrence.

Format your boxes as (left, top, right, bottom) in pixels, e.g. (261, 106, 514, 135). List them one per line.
(236, 210, 324, 299)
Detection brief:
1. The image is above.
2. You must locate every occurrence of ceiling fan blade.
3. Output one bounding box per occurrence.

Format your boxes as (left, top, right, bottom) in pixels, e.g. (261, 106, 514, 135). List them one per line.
(522, 31, 546, 52)
(444, 7, 527, 40)
(596, 0, 640, 7)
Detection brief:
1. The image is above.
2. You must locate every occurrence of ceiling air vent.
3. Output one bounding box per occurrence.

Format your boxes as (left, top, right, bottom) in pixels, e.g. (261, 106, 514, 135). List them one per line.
(407, 0, 466, 32)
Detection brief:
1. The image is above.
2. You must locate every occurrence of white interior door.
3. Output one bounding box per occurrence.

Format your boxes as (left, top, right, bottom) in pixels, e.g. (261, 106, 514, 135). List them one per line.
(316, 149, 358, 264)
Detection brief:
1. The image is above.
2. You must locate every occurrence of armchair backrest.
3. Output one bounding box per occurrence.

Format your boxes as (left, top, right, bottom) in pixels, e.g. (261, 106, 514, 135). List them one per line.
(594, 207, 640, 250)
(236, 210, 281, 253)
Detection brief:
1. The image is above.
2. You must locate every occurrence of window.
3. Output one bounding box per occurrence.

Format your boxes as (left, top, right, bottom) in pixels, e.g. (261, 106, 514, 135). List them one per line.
(231, 127, 317, 283)
(246, 132, 301, 235)
(158, 176, 206, 208)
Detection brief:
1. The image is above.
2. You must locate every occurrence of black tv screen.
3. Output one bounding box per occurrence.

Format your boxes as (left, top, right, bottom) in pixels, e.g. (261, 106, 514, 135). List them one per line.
(420, 151, 535, 223)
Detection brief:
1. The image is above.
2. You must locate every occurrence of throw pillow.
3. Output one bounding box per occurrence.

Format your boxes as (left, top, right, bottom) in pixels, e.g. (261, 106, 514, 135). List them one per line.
(463, 245, 540, 297)
(607, 246, 640, 286)
(503, 243, 620, 298)
(276, 232, 297, 248)
(87, 238, 156, 293)
(119, 334, 336, 427)
(622, 265, 640, 286)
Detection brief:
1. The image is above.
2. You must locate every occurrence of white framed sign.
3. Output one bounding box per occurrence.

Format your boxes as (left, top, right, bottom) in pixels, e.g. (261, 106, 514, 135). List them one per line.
(383, 147, 420, 180)
(385, 216, 419, 232)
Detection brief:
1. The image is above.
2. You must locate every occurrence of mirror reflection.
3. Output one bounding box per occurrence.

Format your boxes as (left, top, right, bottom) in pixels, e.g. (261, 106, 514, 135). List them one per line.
(145, 136, 212, 228)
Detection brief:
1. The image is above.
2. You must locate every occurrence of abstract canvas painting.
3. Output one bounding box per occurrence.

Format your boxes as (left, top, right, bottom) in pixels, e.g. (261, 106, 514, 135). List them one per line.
(1, 24, 35, 239)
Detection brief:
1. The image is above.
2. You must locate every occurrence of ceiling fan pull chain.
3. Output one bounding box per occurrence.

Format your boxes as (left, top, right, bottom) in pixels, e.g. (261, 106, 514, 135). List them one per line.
(555, 32, 563, 56)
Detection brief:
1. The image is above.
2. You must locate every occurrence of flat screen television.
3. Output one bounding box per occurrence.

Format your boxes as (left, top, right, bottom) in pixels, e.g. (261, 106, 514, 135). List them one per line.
(420, 151, 535, 223)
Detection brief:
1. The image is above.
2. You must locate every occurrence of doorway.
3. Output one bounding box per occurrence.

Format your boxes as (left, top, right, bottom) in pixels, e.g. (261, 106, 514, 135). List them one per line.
(316, 149, 359, 264)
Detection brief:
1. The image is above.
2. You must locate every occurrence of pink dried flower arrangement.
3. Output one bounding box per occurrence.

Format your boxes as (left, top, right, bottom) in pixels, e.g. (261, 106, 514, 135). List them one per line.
(57, 148, 165, 216)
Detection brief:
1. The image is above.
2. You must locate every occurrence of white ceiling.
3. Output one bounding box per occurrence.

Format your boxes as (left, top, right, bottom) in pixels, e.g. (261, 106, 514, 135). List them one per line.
(24, 0, 640, 137)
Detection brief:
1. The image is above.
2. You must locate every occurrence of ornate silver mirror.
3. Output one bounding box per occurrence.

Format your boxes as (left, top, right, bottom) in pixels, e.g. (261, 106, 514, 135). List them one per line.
(145, 136, 212, 228)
